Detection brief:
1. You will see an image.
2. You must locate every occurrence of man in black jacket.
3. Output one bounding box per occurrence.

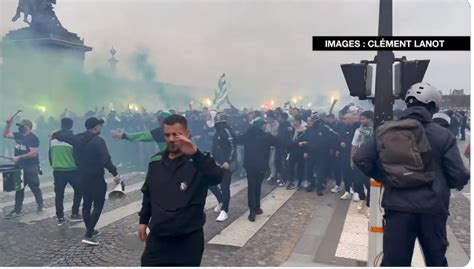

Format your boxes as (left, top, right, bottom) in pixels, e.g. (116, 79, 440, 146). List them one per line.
(275, 112, 293, 187)
(209, 112, 235, 222)
(353, 82, 470, 266)
(53, 117, 121, 246)
(303, 112, 341, 195)
(236, 117, 278, 222)
(338, 113, 359, 200)
(138, 114, 224, 266)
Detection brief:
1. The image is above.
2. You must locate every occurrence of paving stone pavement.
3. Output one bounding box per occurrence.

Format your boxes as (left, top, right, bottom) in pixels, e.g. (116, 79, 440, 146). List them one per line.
(448, 193, 470, 257)
(0, 163, 470, 266)
(0, 170, 331, 267)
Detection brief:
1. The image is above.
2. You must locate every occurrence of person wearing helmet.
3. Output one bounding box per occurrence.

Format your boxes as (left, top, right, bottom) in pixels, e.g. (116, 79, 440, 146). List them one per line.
(111, 111, 171, 151)
(209, 112, 236, 222)
(353, 82, 470, 266)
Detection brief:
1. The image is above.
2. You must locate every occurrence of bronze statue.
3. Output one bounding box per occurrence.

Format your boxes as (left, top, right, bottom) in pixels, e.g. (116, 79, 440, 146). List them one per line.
(12, 0, 35, 24)
(12, 0, 64, 31)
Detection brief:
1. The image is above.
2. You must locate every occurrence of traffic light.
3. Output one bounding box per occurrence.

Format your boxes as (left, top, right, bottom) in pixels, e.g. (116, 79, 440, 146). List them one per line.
(394, 59, 430, 100)
(341, 63, 373, 100)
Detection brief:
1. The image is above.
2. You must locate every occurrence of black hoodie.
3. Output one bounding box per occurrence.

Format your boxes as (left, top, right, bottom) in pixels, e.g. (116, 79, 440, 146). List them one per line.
(236, 125, 278, 171)
(53, 130, 118, 179)
(353, 106, 470, 214)
(212, 123, 236, 165)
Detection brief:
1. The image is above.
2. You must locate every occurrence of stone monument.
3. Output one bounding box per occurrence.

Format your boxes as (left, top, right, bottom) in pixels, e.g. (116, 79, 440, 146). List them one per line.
(2, 0, 92, 70)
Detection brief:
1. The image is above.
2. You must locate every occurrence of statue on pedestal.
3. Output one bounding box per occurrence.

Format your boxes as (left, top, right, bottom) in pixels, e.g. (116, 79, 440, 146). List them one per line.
(11, 0, 65, 32)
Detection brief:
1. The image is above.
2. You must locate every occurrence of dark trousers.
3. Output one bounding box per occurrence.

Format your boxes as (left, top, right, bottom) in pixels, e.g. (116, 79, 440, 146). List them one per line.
(353, 168, 370, 207)
(275, 146, 288, 180)
(461, 127, 466, 140)
(141, 229, 204, 266)
(288, 154, 305, 185)
(333, 155, 342, 186)
(14, 165, 44, 212)
(340, 154, 353, 192)
(381, 211, 449, 267)
(307, 156, 329, 190)
(81, 176, 107, 237)
(209, 169, 232, 212)
(53, 170, 82, 219)
(246, 168, 264, 212)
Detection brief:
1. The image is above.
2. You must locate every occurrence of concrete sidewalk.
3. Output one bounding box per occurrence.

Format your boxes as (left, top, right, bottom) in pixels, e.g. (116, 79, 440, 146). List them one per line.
(282, 194, 470, 267)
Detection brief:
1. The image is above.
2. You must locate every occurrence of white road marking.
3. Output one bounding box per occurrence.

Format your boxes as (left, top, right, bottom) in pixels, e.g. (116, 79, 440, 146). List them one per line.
(17, 180, 146, 224)
(208, 187, 296, 247)
(70, 179, 248, 230)
(335, 201, 425, 266)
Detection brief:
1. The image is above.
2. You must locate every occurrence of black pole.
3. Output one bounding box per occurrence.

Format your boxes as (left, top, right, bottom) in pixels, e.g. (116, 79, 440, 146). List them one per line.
(373, 0, 394, 128)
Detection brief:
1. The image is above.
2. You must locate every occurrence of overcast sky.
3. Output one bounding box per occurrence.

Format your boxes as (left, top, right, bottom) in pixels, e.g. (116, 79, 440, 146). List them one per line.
(0, 0, 470, 107)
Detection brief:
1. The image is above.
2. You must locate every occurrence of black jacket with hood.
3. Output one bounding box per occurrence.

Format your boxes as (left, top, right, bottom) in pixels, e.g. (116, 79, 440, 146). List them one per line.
(212, 123, 236, 165)
(236, 125, 278, 172)
(53, 130, 118, 178)
(353, 106, 470, 214)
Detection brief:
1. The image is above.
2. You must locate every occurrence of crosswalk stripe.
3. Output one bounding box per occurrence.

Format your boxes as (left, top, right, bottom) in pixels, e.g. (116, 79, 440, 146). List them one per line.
(70, 179, 248, 230)
(17, 180, 146, 224)
(0, 172, 143, 209)
(0, 188, 74, 209)
(208, 187, 296, 247)
(335, 201, 425, 266)
(204, 179, 248, 211)
(0, 171, 144, 198)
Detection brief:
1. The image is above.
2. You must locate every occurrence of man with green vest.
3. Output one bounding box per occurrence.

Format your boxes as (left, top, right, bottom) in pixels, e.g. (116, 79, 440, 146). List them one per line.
(49, 118, 82, 225)
(112, 111, 171, 151)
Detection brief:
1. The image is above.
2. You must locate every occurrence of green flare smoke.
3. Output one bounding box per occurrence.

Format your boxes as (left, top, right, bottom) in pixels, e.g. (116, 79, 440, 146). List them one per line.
(0, 45, 194, 122)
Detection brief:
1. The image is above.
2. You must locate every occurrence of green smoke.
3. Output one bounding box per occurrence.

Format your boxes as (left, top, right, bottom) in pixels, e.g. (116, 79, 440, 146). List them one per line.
(0, 45, 194, 121)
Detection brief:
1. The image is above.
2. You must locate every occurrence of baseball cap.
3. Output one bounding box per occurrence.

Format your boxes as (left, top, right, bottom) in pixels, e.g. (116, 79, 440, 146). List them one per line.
(158, 111, 172, 121)
(16, 119, 33, 129)
(85, 117, 105, 129)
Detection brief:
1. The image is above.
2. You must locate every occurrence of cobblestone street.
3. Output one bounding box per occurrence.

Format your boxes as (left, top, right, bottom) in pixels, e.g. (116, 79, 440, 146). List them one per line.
(0, 163, 470, 266)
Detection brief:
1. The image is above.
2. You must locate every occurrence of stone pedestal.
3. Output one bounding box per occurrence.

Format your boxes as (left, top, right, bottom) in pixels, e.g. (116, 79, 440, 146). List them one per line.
(2, 27, 92, 70)
(0, 27, 93, 117)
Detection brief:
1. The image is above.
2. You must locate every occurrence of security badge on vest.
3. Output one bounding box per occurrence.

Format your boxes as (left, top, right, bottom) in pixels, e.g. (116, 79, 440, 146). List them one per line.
(180, 181, 188, 192)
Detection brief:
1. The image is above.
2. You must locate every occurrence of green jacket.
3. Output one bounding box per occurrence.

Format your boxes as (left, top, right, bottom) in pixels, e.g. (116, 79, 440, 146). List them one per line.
(49, 138, 76, 171)
(125, 128, 167, 151)
(125, 127, 197, 152)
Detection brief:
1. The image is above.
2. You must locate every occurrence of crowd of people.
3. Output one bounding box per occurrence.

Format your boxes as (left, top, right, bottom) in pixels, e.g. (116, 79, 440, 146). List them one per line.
(0, 82, 470, 266)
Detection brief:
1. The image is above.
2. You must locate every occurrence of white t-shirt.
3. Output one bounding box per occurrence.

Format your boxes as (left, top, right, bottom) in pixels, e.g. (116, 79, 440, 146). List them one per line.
(351, 128, 362, 147)
(352, 127, 373, 148)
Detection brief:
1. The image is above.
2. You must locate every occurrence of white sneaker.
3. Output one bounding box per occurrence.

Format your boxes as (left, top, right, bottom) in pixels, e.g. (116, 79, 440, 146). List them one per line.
(349, 187, 354, 194)
(340, 192, 352, 200)
(216, 210, 228, 222)
(214, 203, 223, 213)
(352, 193, 360, 202)
(357, 201, 366, 212)
(331, 185, 343, 193)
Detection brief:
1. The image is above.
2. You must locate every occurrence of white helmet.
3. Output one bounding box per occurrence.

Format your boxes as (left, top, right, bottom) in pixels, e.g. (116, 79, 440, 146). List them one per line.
(405, 82, 442, 111)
